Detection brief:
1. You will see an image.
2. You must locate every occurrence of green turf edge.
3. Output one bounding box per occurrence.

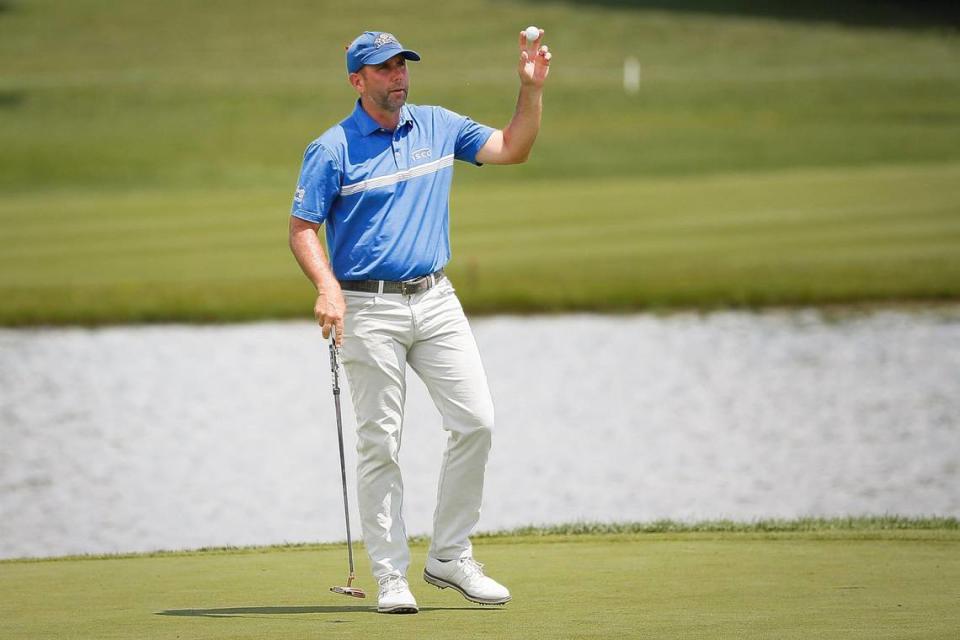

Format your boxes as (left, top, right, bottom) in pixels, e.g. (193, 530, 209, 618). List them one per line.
(4, 516, 956, 565)
(474, 515, 960, 537)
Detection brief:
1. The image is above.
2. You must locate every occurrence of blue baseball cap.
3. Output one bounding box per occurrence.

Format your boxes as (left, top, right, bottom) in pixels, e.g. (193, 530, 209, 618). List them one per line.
(346, 31, 421, 74)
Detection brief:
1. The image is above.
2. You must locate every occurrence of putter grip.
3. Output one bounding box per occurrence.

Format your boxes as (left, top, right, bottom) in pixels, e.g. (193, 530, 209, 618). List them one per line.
(328, 327, 340, 393)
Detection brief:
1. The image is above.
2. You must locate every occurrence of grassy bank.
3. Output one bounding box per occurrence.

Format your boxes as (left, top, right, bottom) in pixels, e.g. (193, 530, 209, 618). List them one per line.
(2, 163, 958, 324)
(1, 1, 958, 323)
(2, 520, 958, 639)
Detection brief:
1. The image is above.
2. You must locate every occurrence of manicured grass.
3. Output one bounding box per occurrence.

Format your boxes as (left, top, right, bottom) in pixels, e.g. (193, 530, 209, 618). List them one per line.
(1, 163, 958, 324)
(1, 1, 959, 323)
(2, 523, 959, 639)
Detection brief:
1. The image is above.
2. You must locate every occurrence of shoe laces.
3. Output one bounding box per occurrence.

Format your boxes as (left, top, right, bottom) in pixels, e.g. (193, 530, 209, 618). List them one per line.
(459, 558, 485, 579)
(378, 574, 409, 595)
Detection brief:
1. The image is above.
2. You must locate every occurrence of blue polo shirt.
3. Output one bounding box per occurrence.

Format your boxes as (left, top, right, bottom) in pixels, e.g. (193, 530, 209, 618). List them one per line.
(291, 99, 494, 281)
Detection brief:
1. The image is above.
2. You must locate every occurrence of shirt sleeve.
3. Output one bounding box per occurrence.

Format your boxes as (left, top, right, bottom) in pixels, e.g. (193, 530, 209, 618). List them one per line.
(441, 107, 496, 166)
(290, 142, 341, 224)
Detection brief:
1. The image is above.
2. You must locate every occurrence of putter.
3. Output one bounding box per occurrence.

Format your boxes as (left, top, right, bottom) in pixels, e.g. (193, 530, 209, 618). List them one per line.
(328, 327, 366, 599)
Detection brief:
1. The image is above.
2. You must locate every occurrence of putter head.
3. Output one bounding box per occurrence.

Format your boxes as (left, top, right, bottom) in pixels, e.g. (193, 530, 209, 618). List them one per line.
(330, 585, 366, 598)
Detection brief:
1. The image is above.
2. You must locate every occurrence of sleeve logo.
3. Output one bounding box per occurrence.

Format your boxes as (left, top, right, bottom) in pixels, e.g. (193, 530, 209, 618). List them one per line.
(294, 186, 305, 204)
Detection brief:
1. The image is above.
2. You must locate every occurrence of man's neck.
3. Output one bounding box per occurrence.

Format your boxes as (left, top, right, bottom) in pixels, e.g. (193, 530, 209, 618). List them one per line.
(361, 96, 401, 131)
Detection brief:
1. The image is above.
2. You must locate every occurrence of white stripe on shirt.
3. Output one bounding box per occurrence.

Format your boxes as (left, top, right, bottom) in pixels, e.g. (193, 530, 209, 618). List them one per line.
(340, 154, 455, 196)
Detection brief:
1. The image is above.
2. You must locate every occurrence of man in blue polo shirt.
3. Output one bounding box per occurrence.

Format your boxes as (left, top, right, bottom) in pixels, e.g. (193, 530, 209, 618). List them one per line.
(289, 29, 551, 614)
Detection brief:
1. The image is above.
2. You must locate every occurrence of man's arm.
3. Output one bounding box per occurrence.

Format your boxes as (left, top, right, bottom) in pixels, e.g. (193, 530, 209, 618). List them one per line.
(475, 29, 552, 165)
(289, 216, 345, 344)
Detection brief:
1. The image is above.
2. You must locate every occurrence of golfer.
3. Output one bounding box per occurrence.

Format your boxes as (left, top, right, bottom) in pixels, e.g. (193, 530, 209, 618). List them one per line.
(289, 29, 551, 613)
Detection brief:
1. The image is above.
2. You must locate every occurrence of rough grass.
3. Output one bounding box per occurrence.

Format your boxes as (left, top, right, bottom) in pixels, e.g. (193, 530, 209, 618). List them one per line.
(3, 517, 956, 563)
(1, 520, 958, 639)
(1, 1, 959, 323)
(476, 515, 960, 537)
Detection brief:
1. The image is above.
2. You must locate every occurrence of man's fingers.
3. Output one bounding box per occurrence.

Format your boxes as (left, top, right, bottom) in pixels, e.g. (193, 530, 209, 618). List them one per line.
(318, 310, 343, 345)
(535, 46, 551, 81)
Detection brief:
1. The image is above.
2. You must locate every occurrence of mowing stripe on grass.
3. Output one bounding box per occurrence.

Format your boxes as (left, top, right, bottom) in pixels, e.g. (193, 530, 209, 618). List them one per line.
(1, 163, 958, 323)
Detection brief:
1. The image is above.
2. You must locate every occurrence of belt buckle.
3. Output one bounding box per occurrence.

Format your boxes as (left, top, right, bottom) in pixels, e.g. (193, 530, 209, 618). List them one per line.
(400, 278, 418, 296)
(400, 274, 430, 296)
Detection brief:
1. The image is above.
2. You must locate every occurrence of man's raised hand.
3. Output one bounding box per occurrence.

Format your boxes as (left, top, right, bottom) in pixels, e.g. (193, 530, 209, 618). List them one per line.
(518, 28, 551, 87)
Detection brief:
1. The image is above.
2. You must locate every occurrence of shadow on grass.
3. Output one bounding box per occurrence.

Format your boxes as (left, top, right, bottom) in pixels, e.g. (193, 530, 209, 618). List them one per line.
(0, 91, 25, 110)
(157, 604, 494, 617)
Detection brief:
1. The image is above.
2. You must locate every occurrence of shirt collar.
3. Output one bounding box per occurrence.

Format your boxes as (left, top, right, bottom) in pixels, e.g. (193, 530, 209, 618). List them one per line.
(351, 99, 413, 136)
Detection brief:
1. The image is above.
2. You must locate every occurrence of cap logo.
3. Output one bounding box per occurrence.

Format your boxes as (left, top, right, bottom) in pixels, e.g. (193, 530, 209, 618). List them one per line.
(374, 33, 399, 48)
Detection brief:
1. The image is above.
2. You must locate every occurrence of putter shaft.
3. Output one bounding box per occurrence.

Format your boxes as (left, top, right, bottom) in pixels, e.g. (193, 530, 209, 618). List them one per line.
(329, 329, 364, 597)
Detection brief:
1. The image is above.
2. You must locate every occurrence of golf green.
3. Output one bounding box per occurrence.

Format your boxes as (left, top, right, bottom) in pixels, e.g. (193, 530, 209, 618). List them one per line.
(2, 529, 958, 639)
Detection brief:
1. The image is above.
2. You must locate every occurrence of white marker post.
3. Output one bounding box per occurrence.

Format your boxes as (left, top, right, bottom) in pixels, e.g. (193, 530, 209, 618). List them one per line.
(623, 56, 640, 94)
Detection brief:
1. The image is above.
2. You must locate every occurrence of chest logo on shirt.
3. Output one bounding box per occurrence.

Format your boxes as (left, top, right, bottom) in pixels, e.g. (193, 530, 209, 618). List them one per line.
(412, 147, 432, 162)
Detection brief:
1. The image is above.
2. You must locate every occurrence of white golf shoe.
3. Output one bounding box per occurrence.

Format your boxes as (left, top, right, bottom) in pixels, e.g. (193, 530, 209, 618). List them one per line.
(377, 574, 418, 614)
(423, 557, 511, 605)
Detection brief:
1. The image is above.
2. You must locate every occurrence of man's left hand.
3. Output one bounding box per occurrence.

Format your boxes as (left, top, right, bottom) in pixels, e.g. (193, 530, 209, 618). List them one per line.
(518, 28, 551, 88)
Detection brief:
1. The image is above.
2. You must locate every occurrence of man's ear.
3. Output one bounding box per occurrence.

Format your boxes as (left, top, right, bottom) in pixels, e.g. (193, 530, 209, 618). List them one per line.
(349, 71, 364, 95)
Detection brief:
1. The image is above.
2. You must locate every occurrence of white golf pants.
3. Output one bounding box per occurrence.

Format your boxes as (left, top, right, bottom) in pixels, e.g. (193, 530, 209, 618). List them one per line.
(340, 277, 494, 579)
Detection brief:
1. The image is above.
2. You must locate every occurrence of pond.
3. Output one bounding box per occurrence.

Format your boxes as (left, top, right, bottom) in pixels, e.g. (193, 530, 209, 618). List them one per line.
(1, 307, 958, 559)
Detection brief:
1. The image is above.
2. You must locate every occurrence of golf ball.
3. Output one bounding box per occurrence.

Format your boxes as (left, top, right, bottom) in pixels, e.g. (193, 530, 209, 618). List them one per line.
(524, 26, 540, 43)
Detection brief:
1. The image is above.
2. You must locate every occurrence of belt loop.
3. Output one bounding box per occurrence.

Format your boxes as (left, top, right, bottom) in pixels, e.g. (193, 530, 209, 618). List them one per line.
(377, 280, 384, 295)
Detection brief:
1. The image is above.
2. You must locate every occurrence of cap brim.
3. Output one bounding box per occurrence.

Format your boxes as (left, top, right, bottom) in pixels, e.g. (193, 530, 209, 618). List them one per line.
(362, 47, 421, 67)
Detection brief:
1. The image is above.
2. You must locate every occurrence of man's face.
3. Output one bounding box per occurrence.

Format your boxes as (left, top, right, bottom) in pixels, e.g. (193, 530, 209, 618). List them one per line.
(353, 54, 409, 112)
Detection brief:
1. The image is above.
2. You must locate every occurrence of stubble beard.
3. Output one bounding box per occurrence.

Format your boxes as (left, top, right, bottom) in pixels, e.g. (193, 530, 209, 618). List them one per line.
(375, 88, 407, 113)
